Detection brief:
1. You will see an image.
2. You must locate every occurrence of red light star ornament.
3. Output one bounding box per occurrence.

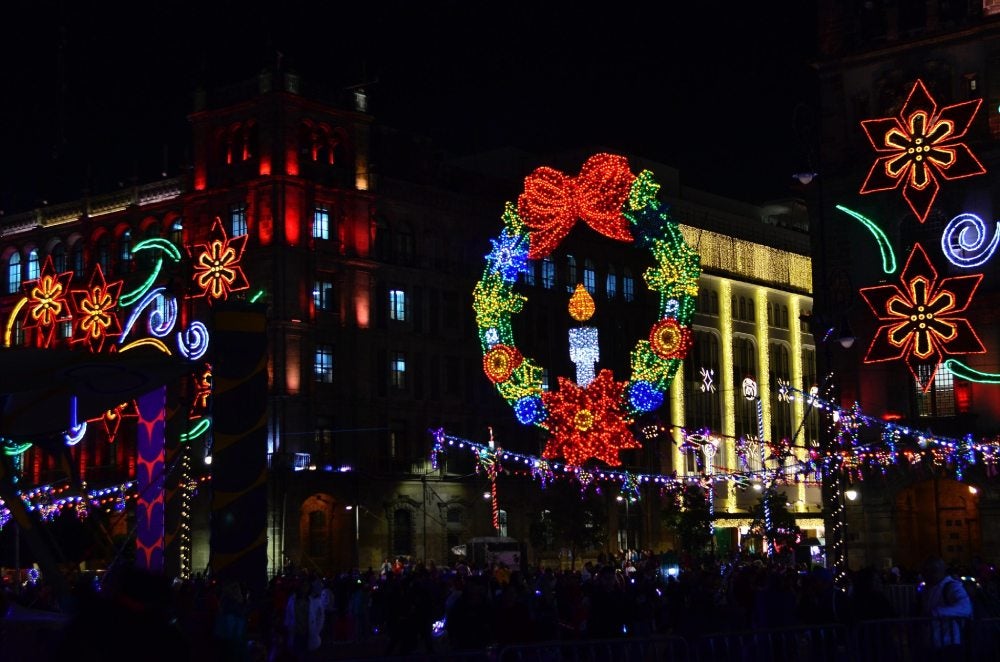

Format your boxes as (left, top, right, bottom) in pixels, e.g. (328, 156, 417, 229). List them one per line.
(188, 217, 249, 302)
(859, 243, 985, 391)
(22, 256, 73, 348)
(70, 264, 123, 353)
(540, 370, 639, 467)
(860, 79, 985, 223)
(518, 153, 636, 259)
(89, 400, 137, 443)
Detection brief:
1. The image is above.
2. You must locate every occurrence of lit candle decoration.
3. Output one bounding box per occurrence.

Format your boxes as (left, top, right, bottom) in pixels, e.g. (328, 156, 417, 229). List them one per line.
(568, 284, 599, 387)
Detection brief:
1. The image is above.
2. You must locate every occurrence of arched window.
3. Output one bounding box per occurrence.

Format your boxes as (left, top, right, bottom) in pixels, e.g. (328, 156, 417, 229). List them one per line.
(542, 257, 555, 289)
(69, 243, 84, 278)
(747, 298, 755, 323)
(583, 259, 596, 293)
(170, 219, 184, 246)
(738, 297, 746, 321)
(781, 306, 789, 329)
(769, 342, 792, 445)
(6, 252, 21, 294)
(118, 230, 132, 275)
(606, 266, 617, 299)
(96, 235, 111, 273)
(685, 330, 722, 432)
(51, 243, 66, 273)
(26, 249, 39, 280)
(733, 336, 758, 438)
(566, 255, 577, 291)
(623, 268, 634, 302)
(521, 263, 536, 286)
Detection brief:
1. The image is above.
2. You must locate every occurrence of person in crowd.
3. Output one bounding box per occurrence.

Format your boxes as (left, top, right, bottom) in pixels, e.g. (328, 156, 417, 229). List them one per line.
(848, 566, 896, 623)
(213, 580, 249, 661)
(918, 556, 973, 660)
(284, 577, 324, 661)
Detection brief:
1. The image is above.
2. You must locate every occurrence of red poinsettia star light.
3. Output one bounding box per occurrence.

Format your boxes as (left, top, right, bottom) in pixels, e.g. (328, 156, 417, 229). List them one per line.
(540, 369, 639, 466)
(859, 243, 985, 391)
(859, 79, 985, 223)
(187, 217, 249, 303)
(22, 256, 73, 348)
(69, 264, 123, 353)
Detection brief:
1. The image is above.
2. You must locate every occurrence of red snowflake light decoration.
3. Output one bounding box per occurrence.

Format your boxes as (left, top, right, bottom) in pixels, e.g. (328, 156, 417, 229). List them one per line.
(859, 243, 985, 391)
(188, 217, 249, 302)
(517, 153, 636, 259)
(540, 369, 638, 466)
(22, 256, 73, 348)
(69, 264, 123, 353)
(860, 79, 985, 223)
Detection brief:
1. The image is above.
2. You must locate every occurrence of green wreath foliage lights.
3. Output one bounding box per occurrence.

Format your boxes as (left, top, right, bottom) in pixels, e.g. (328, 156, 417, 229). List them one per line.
(472, 153, 701, 466)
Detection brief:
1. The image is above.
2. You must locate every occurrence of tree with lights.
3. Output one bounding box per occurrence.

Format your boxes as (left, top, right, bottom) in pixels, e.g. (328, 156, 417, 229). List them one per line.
(527, 478, 608, 570)
(661, 484, 713, 559)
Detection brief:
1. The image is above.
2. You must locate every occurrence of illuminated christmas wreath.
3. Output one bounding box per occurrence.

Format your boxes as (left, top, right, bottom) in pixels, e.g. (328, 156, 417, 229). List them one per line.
(473, 153, 701, 466)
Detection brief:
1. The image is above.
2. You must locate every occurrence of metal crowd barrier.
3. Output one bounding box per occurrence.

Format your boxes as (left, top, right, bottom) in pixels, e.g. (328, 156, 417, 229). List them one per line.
(696, 624, 849, 662)
(283, 617, 1000, 661)
(497, 635, 690, 662)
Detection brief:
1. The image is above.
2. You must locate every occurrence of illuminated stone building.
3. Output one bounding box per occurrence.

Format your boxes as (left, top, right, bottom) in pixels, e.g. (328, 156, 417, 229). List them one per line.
(0, 69, 819, 577)
(813, 1, 1000, 571)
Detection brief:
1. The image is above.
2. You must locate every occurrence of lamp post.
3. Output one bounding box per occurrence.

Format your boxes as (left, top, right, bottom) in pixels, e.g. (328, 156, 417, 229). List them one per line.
(345, 504, 359, 571)
(617, 494, 631, 553)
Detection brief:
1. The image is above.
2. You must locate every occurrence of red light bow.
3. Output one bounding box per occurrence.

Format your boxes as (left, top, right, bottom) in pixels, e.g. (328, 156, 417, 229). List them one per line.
(517, 153, 636, 259)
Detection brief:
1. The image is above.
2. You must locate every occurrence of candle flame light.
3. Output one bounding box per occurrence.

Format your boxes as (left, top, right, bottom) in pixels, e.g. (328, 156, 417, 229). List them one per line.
(569, 283, 595, 322)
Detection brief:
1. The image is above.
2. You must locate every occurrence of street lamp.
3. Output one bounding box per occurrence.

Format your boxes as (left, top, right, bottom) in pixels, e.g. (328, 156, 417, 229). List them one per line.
(616, 494, 631, 553)
(345, 504, 359, 571)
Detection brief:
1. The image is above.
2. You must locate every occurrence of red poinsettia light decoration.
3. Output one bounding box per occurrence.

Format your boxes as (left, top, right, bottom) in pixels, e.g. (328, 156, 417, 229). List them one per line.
(22, 256, 73, 348)
(859, 243, 985, 391)
(649, 318, 692, 359)
(860, 79, 985, 223)
(483, 344, 523, 383)
(517, 153, 636, 259)
(188, 217, 249, 302)
(70, 264, 123, 353)
(540, 369, 639, 466)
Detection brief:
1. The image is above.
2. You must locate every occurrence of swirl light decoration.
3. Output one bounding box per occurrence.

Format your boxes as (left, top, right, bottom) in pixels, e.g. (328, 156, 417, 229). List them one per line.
(473, 154, 701, 466)
(941, 212, 1000, 268)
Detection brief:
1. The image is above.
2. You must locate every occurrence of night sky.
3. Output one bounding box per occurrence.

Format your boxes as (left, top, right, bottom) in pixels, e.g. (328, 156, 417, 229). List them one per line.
(0, 2, 818, 213)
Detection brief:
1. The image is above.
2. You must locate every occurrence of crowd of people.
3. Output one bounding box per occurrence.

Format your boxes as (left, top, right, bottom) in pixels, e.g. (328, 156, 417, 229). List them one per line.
(3, 550, 1000, 660)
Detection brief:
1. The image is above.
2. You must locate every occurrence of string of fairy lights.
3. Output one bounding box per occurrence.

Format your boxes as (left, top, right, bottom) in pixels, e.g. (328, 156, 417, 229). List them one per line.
(429, 377, 1000, 505)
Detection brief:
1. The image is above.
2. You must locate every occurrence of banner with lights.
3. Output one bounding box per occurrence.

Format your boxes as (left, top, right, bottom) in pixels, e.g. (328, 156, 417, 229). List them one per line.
(473, 153, 700, 467)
